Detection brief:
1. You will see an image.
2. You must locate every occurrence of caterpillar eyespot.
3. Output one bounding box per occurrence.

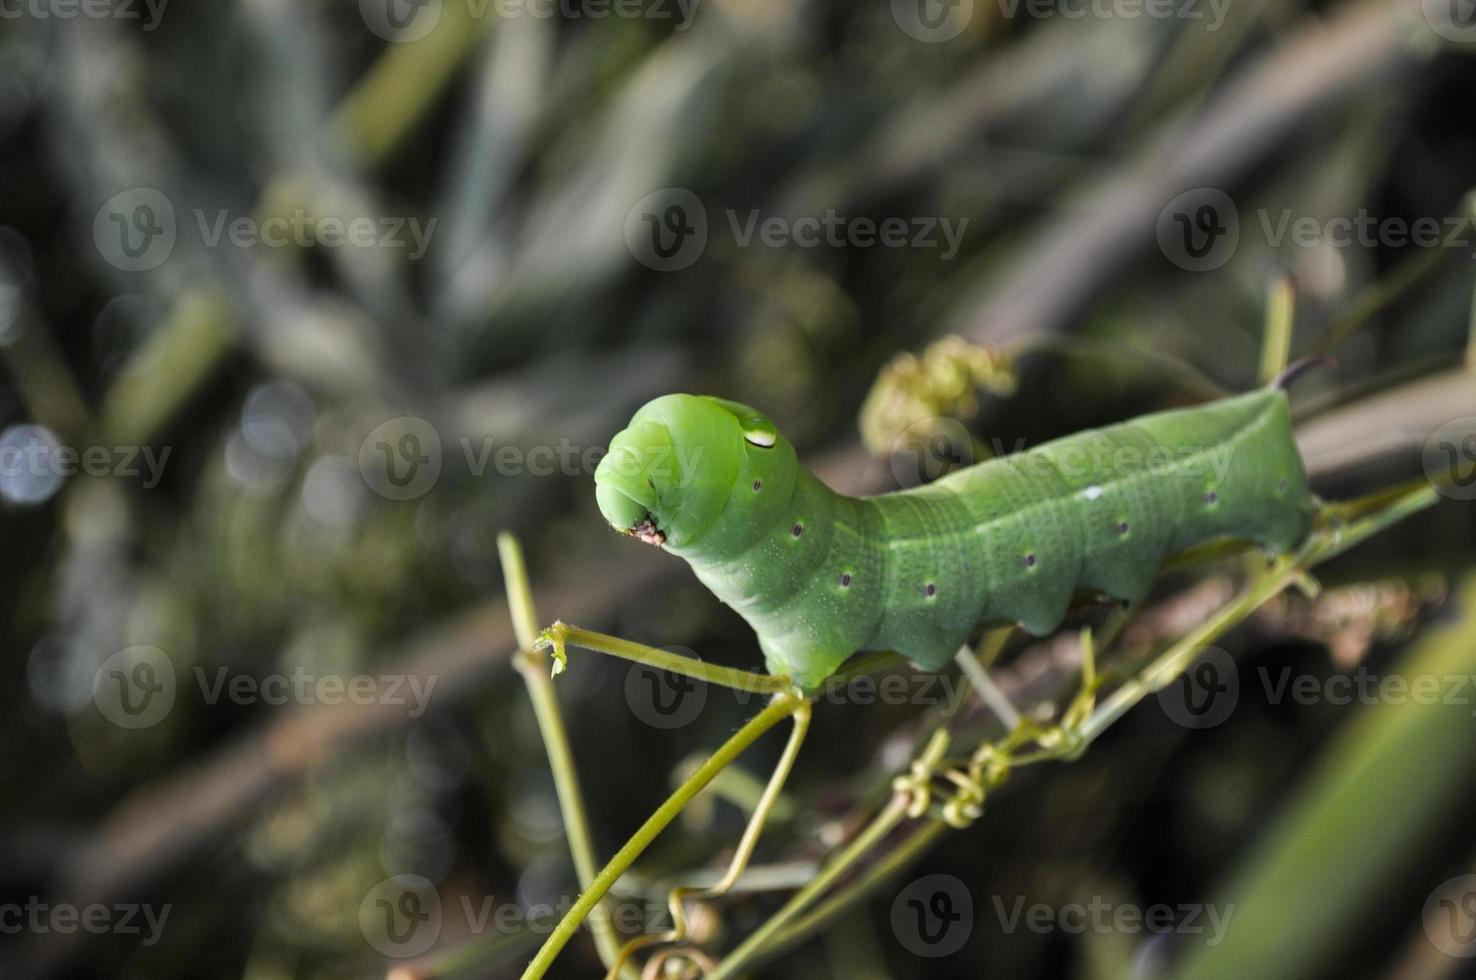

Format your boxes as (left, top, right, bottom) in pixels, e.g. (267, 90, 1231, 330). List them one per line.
(595, 387, 1316, 691)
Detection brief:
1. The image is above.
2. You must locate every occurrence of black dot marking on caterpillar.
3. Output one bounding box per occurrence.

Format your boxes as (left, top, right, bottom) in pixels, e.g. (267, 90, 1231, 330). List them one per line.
(1204, 490, 1219, 505)
(1116, 521, 1129, 535)
(1024, 553, 1037, 568)
(752, 479, 762, 492)
(923, 582, 937, 598)
(790, 523, 804, 538)
(838, 572, 852, 588)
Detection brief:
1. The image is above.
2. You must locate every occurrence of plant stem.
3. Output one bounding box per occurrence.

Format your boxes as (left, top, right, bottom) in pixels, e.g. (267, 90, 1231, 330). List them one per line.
(1078, 482, 1438, 746)
(541, 623, 792, 695)
(708, 795, 911, 980)
(497, 535, 636, 979)
(769, 819, 950, 957)
(954, 645, 1021, 730)
(520, 695, 803, 980)
(608, 702, 813, 978)
(1305, 224, 1465, 358)
(1259, 271, 1295, 385)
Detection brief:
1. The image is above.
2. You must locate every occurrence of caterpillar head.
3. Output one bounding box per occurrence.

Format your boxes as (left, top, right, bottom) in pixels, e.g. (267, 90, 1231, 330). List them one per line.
(595, 394, 785, 551)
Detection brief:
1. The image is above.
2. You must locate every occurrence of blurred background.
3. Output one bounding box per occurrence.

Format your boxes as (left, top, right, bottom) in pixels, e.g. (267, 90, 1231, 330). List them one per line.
(3, 0, 1476, 977)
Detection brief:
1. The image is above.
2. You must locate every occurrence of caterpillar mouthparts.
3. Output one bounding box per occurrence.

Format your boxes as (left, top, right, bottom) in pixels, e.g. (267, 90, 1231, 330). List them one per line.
(631, 515, 666, 547)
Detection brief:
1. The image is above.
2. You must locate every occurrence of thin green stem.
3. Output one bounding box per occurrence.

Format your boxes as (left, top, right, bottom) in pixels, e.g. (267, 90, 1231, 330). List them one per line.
(708, 795, 911, 980)
(1466, 262, 1476, 374)
(1078, 482, 1438, 745)
(1005, 334, 1229, 400)
(954, 644, 1021, 730)
(609, 702, 813, 978)
(495, 535, 636, 979)
(1259, 272, 1295, 385)
(769, 819, 950, 957)
(830, 650, 910, 683)
(520, 695, 804, 980)
(539, 623, 792, 695)
(1304, 221, 1467, 358)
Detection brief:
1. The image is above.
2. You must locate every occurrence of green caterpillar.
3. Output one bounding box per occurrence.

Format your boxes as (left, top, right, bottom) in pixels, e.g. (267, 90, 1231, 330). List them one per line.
(594, 383, 1316, 691)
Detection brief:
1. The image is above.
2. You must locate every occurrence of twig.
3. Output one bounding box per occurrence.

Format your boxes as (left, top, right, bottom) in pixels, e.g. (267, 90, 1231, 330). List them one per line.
(498, 535, 636, 980)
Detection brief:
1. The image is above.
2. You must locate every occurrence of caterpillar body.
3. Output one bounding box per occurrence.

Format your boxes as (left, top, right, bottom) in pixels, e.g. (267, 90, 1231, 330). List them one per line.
(594, 387, 1316, 691)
